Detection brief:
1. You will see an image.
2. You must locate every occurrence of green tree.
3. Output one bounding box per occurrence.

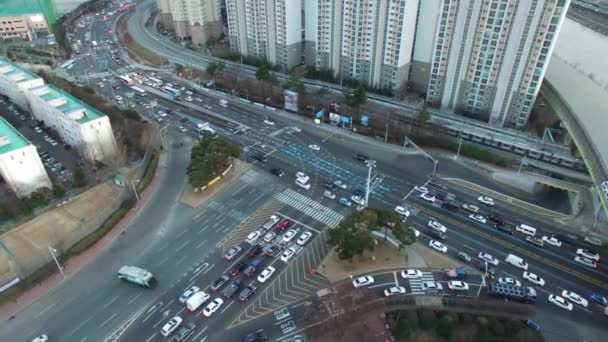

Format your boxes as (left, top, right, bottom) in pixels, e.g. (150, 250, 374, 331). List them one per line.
(418, 102, 431, 125)
(283, 74, 306, 95)
(342, 83, 367, 115)
(73, 168, 87, 187)
(187, 135, 240, 188)
(52, 183, 66, 199)
(436, 313, 457, 338)
(256, 64, 271, 100)
(206, 61, 225, 88)
(327, 220, 374, 261)
(417, 309, 437, 330)
(0, 203, 15, 221)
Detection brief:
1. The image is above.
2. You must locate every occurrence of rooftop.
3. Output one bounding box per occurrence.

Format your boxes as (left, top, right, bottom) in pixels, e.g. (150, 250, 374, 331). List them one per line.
(0, 116, 30, 155)
(35, 84, 104, 124)
(0, 58, 41, 83)
(0, 0, 43, 17)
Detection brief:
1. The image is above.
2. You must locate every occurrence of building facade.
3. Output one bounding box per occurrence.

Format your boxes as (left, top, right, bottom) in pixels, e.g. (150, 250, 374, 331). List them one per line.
(226, 0, 303, 71)
(156, 0, 222, 46)
(0, 58, 45, 109)
(0, 117, 51, 197)
(421, 0, 570, 128)
(0, 12, 49, 42)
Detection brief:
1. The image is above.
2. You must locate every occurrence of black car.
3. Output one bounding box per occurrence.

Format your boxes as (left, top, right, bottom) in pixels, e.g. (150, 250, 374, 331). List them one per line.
(487, 215, 506, 226)
(353, 189, 365, 197)
(174, 322, 196, 342)
(354, 154, 369, 162)
(247, 245, 263, 258)
(494, 224, 514, 235)
(264, 245, 279, 257)
(244, 332, 268, 342)
(229, 261, 248, 276)
(270, 168, 284, 177)
(210, 274, 230, 292)
(322, 181, 336, 190)
(238, 283, 257, 302)
(252, 153, 267, 163)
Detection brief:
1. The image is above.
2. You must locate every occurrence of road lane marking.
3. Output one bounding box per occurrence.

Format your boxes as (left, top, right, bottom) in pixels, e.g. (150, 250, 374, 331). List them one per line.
(196, 239, 208, 248)
(176, 255, 188, 265)
(34, 303, 56, 318)
(100, 313, 117, 328)
(192, 326, 208, 341)
(203, 263, 216, 274)
(68, 316, 94, 336)
(369, 282, 394, 289)
(144, 334, 156, 342)
(219, 301, 234, 314)
(461, 244, 475, 251)
(142, 302, 164, 322)
(158, 256, 169, 266)
(127, 292, 143, 305)
(176, 240, 191, 252)
(198, 226, 209, 235)
(102, 295, 119, 309)
(394, 271, 399, 286)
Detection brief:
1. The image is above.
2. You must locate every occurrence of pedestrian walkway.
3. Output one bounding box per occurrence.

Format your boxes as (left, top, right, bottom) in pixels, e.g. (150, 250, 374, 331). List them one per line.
(407, 271, 435, 295)
(274, 189, 344, 228)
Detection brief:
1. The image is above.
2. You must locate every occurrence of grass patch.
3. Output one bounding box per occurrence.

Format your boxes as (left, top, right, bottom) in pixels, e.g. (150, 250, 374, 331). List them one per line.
(137, 151, 159, 193)
(116, 14, 164, 67)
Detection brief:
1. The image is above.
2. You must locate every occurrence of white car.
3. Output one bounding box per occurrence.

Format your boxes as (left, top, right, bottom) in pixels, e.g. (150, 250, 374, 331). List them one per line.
(350, 195, 365, 206)
(523, 271, 545, 287)
(401, 269, 423, 279)
(308, 144, 320, 151)
(280, 247, 297, 262)
(31, 335, 48, 342)
(574, 256, 597, 268)
(427, 220, 447, 232)
(394, 206, 410, 217)
(498, 277, 522, 287)
(185, 96, 193, 102)
(542, 235, 562, 247)
(114, 95, 122, 101)
(352, 275, 375, 288)
(447, 281, 469, 291)
(263, 231, 277, 243)
(292, 127, 302, 132)
(282, 229, 298, 242)
(296, 231, 313, 246)
(548, 294, 573, 311)
(469, 214, 487, 224)
(245, 231, 261, 244)
(477, 196, 495, 206)
(264, 119, 275, 126)
(414, 185, 428, 193)
(158, 111, 168, 117)
(334, 180, 348, 189)
(262, 215, 280, 230)
(179, 285, 201, 303)
(561, 290, 588, 307)
(384, 286, 406, 297)
(461, 204, 480, 213)
(296, 172, 309, 183)
(257, 266, 276, 283)
(324, 190, 336, 199)
(160, 316, 183, 336)
(420, 192, 436, 203)
(202, 298, 224, 317)
(421, 281, 443, 292)
(428, 240, 447, 253)
(576, 249, 600, 261)
(478, 252, 499, 266)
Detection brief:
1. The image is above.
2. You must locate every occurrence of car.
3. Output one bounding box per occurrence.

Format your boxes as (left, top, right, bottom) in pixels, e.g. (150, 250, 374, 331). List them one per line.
(401, 269, 423, 279)
(210, 275, 230, 292)
(179, 285, 201, 303)
(308, 144, 320, 151)
(184, 96, 193, 102)
(244, 331, 268, 342)
(548, 294, 573, 311)
(352, 275, 375, 288)
(333, 180, 348, 189)
(185, 90, 193, 95)
(541, 236, 562, 247)
(322, 180, 336, 190)
(263, 118, 275, 126)
(584, 236, 603, 247)
(413, 185, 428, 193)
(31, 335, 48, 342)
(257, 266, 276, 283)
(270, 168, 284, 177)
(238, 283, 257, 301)
(477, 196, 495, 206)
(523, 271, 545, 286)
(353, 154, 369, 162)
(461, 204, 480, 213)
(427, 220, 446, 232)
(589, 292, 607, 306)
(295, 172, 309, 183)
(247, 245, 263, 258)
(264, 245, 280, 257)
(277, 218, 293, 231)
(428, 240, 447, 253)
(353, 189, 365, 197)
(420, 192, 436, 203)
(283, 229, 298, 242)
(339, 197, 352, 207)
(576, 249, 600, 261)
(498, 277, 522, 287)
(160, 316, 183, 336)
(350, 195, 365, 206)
(324, 190, 336, 199)
(421, 281, 443, 292)
(174, 322, 196, 342)
(280, 247, 297, 262)
(478, 252, 499, 266)
(229, 261, 248, 276)
(263, 231, 277, 243)
(292, 126, 302, 132)
(195, 97, 204, 102)
(245, 231, 262, 244)
(202, 298, 224, 317)
(448, 281, 469, 291)
(355, 204, 366, 212)
(561, 290, 588, 307)
(574, 256, 597, 268)
(384, 286, 406, 297)
(296, 231, 313, 246)
(394, 206, 410, 217)
(223, 246, 242, 260)
(469, 214, 487, 224)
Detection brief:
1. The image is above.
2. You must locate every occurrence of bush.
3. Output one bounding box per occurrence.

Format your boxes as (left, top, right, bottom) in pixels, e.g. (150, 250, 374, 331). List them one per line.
(136, 151, 158, 193)
(73, 168, 87, 187)
(52, 183, 66, 199)
(489, 318, 506, 337)
(459, 313, 474, 325)
(436, 313, 457, 338)
(417, 309, 437, 330)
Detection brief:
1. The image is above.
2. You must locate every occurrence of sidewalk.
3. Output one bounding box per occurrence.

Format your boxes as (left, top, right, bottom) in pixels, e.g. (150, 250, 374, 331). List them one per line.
(0, 152, 167, 321)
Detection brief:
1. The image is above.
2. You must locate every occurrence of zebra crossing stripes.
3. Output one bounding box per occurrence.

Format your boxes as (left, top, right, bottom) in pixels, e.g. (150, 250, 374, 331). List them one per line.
(274, 189, 344, 228)
(408, 271, 435, 295)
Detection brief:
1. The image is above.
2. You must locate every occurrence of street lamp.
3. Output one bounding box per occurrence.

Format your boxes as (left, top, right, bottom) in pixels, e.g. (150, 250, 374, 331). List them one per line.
(48, 246, 65, 279)
(131, 179, 141, 205)
(364, 160, 376, 208)
(159, 125, 168, 151)
(403, 136, 439, 179)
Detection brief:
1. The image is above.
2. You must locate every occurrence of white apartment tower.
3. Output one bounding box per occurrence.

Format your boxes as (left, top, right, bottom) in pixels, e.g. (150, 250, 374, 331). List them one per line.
(422, 0, 570, 128)
(226, 0, 303, 71)
(156, 0, 222, 46)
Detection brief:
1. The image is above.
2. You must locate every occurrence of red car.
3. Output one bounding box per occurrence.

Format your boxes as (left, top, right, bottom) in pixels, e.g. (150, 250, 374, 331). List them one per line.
(277, 219, 293, 231)
(229, 261, 247, 276)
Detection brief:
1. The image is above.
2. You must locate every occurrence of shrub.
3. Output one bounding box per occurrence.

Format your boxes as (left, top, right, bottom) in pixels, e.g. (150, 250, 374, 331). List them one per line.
(436, 313, 457, 338)
(417, 309, 437, 330)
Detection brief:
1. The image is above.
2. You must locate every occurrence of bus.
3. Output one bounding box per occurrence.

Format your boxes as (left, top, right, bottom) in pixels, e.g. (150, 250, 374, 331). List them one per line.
(162, 85, 181, 98)
(60, 59, 76, 70)
(148, 77, 163, 87)
(118, 75, 134, 86)
(130, 86, 146, 96)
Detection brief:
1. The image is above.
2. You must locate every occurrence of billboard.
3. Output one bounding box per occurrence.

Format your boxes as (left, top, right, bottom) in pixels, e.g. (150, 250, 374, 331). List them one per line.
(329, 113, 340, 123)
(284, 90, 298, 112)
(361, 114, 369, 126)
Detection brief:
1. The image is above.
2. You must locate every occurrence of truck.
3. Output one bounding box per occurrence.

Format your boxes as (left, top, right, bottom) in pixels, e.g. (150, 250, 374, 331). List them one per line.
(196, 122, 216, 137)
(445, 267, 467, 280)
(117, 265, 156, 288)
(223, 279, 242, 299)
(487, 282, 536, 304)
(243, 259, 263, 277)
(186, 291, 210, 311)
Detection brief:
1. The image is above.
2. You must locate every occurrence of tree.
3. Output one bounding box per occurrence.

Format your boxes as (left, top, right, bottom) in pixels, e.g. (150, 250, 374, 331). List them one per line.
(0, 203, 15, 221)
(206, 61, 225, 88)
(283, 74, 306, 95)
(52, 183, 66, 199)
(73, 168, 87, 187)
(327, 219, 374, 261)
(187, 135, 240, 189)
(436, 313, 457, 338)
(343, 83, 367, 115)
(256, 64, 271, 100)
(418, 102, 431, 125)
(315, 86, 331, 97)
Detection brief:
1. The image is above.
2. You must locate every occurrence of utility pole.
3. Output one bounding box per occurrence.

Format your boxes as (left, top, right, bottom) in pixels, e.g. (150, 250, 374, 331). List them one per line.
(48, 246, 65, 279)
(385, 112, 390, 143)
(454, 136, 463, 160)
(518, 155, 527, 174)
(364, 160, 376, 208)
(131, 179, 141, 205)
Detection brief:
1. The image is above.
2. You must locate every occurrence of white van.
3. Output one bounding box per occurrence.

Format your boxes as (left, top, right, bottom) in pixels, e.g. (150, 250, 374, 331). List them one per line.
(505, 254, 528, 270)
(295, 178, 311, 190)
(186, 291, 210, 311)
(515, 224, 536, 236)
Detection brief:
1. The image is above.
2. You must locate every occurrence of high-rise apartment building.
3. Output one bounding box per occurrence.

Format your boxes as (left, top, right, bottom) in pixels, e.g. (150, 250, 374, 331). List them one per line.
(417, 0, 570, 128)
(226, 0, 303, 71)
(157, 0, 221, 46)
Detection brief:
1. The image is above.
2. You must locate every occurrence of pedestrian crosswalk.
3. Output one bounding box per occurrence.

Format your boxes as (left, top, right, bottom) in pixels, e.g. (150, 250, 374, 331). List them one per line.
(274, 188, 344, 228)
(408, 271, 435, 295)
(207, 200, 248, 222)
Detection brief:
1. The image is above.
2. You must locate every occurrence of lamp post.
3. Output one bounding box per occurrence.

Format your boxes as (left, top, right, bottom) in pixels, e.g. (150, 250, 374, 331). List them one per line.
(454, 136, 463, 160)
(159, 125, 168, 151)
(518, 155, 527, 174)
(365, 160, 376, 208)
(131, 179, 141, 205)
(48, 246, 65, 279)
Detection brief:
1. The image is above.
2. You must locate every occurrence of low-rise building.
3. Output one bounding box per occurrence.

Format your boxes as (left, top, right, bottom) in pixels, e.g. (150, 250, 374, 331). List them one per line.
(0, 117, 51, 197)
(0, 1, 50, 42)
